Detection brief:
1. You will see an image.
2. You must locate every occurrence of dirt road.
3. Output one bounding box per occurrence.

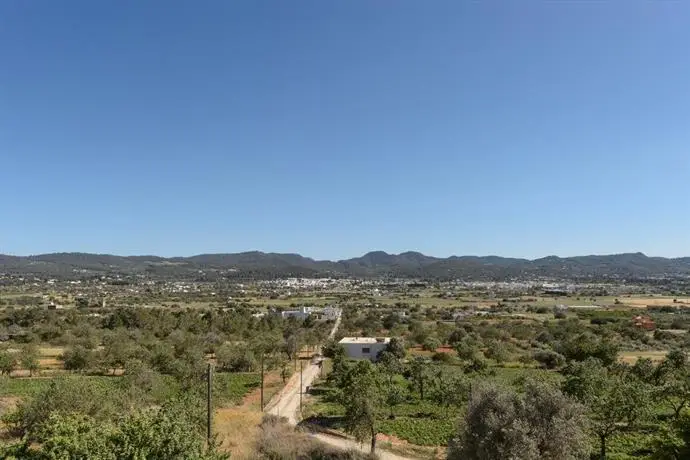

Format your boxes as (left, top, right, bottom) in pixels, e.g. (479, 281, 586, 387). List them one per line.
(265, 316, 416, 460)
(265, 315, 339, 424)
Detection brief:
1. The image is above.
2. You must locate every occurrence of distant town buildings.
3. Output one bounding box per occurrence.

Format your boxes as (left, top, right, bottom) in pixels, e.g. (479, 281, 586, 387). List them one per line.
(280, 305, 342, 321)
(281, 306, 314, 320)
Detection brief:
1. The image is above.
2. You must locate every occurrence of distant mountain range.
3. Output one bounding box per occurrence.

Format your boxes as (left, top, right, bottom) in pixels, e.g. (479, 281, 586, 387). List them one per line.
(1, 251, 690, 280)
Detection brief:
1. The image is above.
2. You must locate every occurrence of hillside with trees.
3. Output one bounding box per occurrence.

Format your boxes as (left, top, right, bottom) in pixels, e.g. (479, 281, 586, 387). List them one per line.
(2, 251, 690, 280)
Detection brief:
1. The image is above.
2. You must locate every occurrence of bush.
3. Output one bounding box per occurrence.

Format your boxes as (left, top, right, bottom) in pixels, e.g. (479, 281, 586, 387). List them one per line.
(448, 381, 588, 460)
(216, 344, 256, 372)
(322, 340, 346, 359)
(557, 333, 619, 366)
(532, 350, 566, 369)
(518, 354, 534, 366)
(431, 352, 454, 364)
(5, 377, 126, 439)
(256, 415, 375, 460)
(5, 397, 228, 460)
(485, 341, 511, 364)
(62, 346, 94, 372)
(0, 351, 17, 376)
(535, 331, 553, 344)
(422, 337, 441, 352)
(465, 355, 489, 374)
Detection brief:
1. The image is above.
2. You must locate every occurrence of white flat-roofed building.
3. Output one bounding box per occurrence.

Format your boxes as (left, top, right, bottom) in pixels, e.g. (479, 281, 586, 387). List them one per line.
(281, 306, 313, 320)
(339, 337, 390, 361)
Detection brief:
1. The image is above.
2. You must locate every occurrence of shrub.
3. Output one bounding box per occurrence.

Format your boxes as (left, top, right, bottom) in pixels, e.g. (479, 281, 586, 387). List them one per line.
(256, 415, 374, 460)
(448, 381, 588, 460)
(322, 340, 346, 359)
(431, 352, 454, 364)
(485, 341, 511, 364)
(532, 350, 566, 370)
(422, 337, 441, 352)
(5, 397, 227, 460)
(0, 351, 17, 376)
(6, 377, 126, 439)
(216, 344, 256, 372)
(62, 345, 94, 372)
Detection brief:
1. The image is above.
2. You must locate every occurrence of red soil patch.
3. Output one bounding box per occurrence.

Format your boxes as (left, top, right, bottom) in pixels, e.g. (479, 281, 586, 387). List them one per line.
(241, 371, 282, 409)
(409, 345, 454, 354)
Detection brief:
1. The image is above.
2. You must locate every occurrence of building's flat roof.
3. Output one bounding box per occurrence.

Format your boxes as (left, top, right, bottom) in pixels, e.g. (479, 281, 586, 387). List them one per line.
(339, 337, 390, 344)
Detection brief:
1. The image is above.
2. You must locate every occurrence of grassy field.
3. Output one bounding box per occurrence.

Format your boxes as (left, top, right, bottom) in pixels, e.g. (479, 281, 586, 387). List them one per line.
(624, 296, 690, 307)
(618, 350, 669, 364)
(0, 375, 121, 397)
(375, 296, 494, 308)
(0, 372, 260, 403)
(215, 370, 287, 459)
(246, 296, 337, 306)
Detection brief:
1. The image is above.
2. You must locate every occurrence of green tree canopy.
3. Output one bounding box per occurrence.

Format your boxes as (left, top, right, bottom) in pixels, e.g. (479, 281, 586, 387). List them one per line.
(449, 381, 589, 460)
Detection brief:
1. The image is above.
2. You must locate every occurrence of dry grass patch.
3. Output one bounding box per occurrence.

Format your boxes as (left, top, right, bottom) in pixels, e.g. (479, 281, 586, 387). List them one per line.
(38, 347, 65, 357)
(255, 415, 375, 460)
(623, 297, 689, 307)
(215, 407, 263, 459)
(619, 350, 668, 364)
(214, 370, 286, 459)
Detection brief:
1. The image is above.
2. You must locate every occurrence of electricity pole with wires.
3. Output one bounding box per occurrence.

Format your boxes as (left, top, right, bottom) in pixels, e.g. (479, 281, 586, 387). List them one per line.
(207, 363, 213, 446)
(260, 352, 265, 411)
(299, 359, 303, 414)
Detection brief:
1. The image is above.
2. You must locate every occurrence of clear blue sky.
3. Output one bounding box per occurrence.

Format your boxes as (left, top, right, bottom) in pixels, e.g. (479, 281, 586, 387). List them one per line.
(2, 1, 689, 260)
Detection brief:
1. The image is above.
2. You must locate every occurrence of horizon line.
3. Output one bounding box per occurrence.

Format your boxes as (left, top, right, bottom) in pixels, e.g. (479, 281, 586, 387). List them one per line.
(1, 249, 688, 262)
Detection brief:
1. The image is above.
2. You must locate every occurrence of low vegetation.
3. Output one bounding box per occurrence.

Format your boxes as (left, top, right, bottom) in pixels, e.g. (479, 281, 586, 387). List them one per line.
(2, 271, 690, 458)
(304, 301, 690, 459)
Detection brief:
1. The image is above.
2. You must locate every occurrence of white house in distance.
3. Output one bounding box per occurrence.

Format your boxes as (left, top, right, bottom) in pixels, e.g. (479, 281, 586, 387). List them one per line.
(281, 306, 314, 320)
(339, 337, 390, 361)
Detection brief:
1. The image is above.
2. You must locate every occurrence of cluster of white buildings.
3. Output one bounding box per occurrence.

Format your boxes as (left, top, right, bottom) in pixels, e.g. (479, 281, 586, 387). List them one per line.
(280, 305, 341, 320)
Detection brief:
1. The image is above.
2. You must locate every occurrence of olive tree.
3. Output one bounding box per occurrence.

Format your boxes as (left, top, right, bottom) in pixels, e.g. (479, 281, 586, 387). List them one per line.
(449, 381, 589, 460)
(655, 350, 690, 418)
(562, 358, 654, 459)
(338, 360, 384, 454)
(0, 350, 17, 376)
(19, 344, 40, 377)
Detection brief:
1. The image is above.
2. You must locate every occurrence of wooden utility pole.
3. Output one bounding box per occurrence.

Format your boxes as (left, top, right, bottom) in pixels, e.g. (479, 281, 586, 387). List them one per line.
(260, 352, 265, 411)
(207, 363, 213, 446)
(299, 359, 303, 414)
(294, 339, 298, 370)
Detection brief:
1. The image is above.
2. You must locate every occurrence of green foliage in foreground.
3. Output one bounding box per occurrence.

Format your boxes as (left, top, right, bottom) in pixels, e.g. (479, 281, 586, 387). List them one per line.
(448, 380, 589, 460)
(0, 396, 227, 460)
(0, 372, 259, 403)
(0, 375, 121, 397)
(1, 372, 259, 439)
(0, 369, 261, 460)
